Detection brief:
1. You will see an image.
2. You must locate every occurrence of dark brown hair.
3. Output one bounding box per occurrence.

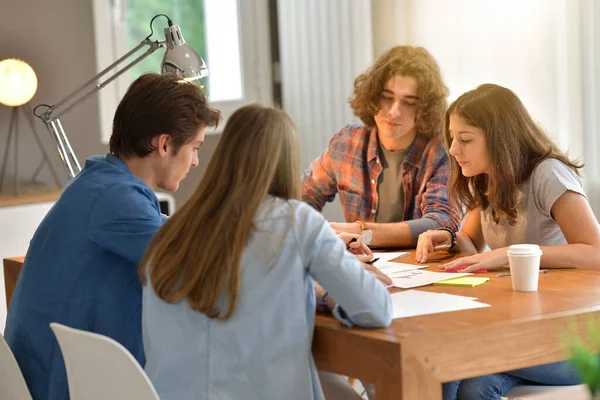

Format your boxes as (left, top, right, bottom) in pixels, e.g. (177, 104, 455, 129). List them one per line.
(140, 104, 300, 320)
(110, 73, 221, 158)
(445, 83, 583, 225)
(349, 46, 449, 136)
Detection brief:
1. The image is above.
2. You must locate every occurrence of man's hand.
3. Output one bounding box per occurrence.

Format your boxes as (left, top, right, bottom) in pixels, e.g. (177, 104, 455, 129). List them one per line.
(337, 232, 373, 257)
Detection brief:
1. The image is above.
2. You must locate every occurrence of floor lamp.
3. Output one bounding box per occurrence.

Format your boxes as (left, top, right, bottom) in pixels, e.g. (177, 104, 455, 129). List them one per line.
(0, 58, 61, 196)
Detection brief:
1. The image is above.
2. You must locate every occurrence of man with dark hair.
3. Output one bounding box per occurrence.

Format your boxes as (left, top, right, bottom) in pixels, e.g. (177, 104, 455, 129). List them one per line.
(4, 73, 221, 400)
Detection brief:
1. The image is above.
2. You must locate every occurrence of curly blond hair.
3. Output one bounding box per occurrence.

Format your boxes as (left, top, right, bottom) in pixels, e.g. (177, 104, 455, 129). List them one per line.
(349, 46, 449, 136)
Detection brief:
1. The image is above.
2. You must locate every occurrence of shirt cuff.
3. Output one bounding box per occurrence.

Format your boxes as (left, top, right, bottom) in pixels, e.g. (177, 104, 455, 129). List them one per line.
(406, 217, 441, 246)
(331, 304, 354, 327)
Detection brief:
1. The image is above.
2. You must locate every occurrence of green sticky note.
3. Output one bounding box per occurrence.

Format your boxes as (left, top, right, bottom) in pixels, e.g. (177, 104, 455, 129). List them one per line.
(433, 276, 490, 287)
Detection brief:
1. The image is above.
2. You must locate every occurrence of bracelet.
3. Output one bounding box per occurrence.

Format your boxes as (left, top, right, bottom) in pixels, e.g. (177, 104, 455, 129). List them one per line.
(437, 226, 457, 250)
(317, 291, 330, 313)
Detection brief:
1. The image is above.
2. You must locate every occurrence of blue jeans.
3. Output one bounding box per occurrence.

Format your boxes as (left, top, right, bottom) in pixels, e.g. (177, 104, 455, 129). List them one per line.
(442, 360, 582, 400)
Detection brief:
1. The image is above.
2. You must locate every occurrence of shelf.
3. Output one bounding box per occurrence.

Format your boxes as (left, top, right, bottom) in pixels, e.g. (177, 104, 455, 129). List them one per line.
(0, 185, 62, 208)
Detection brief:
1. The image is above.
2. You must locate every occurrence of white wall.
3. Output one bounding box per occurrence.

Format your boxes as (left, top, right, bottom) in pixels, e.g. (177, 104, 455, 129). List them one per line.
(277, 0, 374, 222)
(375, 0, 564, 147)
(372, 0, 600, 215)
(0, 202, 53, 334)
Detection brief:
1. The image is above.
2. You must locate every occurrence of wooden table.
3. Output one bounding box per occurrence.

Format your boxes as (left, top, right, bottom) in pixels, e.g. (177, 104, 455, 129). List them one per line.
(312, 250, 600, 399)
(3, 256, 24, 308)
(5, 251, 600, 399)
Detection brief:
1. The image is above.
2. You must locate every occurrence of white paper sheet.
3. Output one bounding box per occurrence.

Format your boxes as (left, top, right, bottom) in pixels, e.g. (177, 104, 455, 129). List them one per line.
(372, 252, 410, 262)
(432, 292, 478, 302)
(390, 269, 471, 289)
(374, 261, 427, 276)
(391, 290, 490, 319)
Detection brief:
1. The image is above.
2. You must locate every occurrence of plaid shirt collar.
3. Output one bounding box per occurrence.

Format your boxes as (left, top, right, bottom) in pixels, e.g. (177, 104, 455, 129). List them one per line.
(366, 127, 431, 168)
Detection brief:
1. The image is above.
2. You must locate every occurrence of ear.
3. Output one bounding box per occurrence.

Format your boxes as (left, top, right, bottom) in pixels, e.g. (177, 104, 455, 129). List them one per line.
(154, 134, 172, 157)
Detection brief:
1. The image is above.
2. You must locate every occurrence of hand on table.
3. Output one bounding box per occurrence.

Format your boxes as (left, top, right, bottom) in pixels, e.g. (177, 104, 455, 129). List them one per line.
(415, 229, 453, 263)
(362, 262, 392, 286)
(440, 248, 509, 273)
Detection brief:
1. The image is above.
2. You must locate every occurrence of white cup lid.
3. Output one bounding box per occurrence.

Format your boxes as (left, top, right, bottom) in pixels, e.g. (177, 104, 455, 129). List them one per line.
(507, 244, 542, 256)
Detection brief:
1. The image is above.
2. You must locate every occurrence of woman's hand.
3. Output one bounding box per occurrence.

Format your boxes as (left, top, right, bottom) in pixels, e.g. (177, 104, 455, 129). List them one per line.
(362, 262, 392, 286)
(415, 229, 452, 263)
(313, 260, 392, 315)
(337, 232, 373, 257)
(331, 222, 360, 235)
(440, 248, 509, 272)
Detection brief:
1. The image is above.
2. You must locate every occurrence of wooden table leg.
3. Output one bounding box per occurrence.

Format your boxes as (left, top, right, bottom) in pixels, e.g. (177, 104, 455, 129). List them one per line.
(375, 377, 404, 400)
(401, 350, 442, 400)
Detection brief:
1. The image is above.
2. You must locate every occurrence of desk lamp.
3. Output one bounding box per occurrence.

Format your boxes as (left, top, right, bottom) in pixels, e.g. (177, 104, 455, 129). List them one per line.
(35, 14, 209, 180)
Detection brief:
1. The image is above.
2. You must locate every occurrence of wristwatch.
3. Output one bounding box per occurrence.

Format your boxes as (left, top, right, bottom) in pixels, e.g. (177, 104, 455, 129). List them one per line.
(356, 220, 373, 245)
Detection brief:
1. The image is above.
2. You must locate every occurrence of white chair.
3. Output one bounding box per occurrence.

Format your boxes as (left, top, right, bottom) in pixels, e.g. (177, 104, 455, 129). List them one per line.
(503, 383, 590, 399)
(50, 322, 159, 400)
(0, 332, 32, 400)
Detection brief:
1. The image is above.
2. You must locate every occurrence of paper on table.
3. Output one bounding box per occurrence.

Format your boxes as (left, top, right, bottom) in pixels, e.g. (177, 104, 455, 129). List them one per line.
(372, 252, 410, 262)
(375, 261, 427, 276)
(390, 269, 471, 289)
(430, 292, 478, 302)
(391, 290, 490, 319)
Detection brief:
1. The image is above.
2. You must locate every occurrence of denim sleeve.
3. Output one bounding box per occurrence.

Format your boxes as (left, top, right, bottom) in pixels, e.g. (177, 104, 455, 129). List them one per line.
(293, 202, 392, 328)
(88, 183, 164, 265)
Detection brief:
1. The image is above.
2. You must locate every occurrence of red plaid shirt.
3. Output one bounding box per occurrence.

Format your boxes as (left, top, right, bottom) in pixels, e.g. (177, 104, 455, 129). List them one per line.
(302, 124, 460, 230)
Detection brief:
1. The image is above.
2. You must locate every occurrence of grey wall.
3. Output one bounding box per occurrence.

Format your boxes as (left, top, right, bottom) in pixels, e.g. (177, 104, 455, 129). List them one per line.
(0, 0, 218, 206)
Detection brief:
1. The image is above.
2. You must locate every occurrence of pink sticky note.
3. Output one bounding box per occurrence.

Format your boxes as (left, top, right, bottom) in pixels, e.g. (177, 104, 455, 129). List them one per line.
(445, 265, 488, 274)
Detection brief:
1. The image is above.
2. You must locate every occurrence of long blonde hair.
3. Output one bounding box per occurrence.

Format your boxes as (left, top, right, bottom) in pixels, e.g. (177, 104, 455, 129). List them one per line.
(140, 104, 300, 320)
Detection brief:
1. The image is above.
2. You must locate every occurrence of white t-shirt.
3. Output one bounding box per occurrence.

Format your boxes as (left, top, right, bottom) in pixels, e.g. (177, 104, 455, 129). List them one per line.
(481, 158, 585, 250)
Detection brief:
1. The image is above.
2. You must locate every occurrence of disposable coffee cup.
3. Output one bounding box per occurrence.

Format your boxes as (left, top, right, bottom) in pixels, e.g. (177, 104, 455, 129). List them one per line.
(506, 244, 543, 292)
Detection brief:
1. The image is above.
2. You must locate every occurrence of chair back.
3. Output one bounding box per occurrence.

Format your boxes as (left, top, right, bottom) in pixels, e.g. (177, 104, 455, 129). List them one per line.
(50, 322, 159, 400)
(0, 332, 33, 400)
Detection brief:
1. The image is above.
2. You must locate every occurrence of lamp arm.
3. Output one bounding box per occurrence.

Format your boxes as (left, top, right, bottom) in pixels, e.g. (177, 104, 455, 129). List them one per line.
(41, 38, 165, 180)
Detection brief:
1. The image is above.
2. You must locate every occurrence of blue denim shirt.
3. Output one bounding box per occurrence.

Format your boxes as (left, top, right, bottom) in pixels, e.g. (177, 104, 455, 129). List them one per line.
(142, 197, 392, 400)
(4, 153, 165, 400)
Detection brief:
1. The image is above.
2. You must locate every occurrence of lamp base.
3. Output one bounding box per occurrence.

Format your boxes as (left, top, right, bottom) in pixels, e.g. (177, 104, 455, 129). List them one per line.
(0, 105, 62, 196)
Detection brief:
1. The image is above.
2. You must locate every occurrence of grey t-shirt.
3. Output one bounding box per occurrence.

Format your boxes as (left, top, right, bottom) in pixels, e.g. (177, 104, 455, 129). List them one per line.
(481, 158, 585, 250)
(375, 144, 410, 223)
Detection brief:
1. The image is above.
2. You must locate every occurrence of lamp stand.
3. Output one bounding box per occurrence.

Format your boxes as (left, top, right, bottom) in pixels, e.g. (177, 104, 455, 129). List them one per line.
(0, 103, 62, 196)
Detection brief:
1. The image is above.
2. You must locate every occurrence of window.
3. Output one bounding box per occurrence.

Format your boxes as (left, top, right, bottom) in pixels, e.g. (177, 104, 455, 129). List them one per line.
(92, 0, 272, 143)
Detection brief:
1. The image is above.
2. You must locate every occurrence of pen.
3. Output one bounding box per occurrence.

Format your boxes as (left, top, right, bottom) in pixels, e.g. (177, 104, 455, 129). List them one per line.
(365, 257, 380, 265)
(433, 244, 452, 251)
(495, 269, 548, 278)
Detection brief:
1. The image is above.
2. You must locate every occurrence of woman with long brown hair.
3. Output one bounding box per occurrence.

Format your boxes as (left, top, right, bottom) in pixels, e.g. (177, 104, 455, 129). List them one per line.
(139, 104, 392, 400)
(416, 84, 600, 399)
